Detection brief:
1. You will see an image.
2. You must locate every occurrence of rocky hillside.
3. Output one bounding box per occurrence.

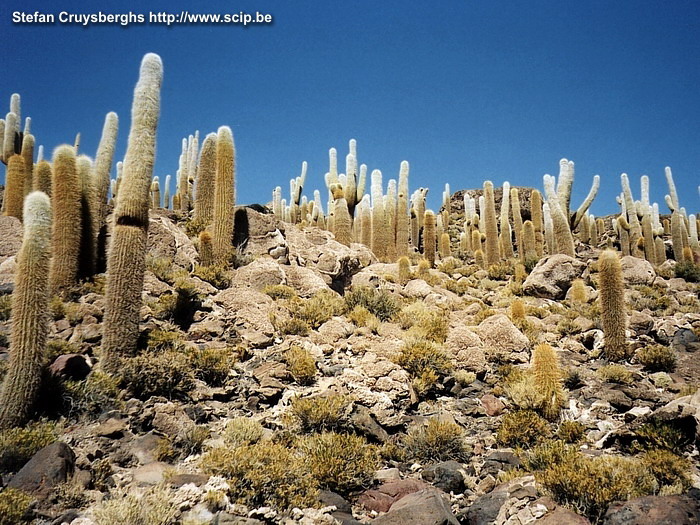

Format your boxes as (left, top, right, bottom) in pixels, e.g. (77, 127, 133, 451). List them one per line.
(0, 205, 699, 525)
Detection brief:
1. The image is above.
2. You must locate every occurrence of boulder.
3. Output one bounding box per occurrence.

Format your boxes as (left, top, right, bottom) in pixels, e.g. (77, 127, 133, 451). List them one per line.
(372, 488, 459, 525)
(446, 326, 487, 374)
(602, 492, 700, 525)
(523, 254, 586, 299)
(234, 206, 289, 263)
(421, 461, 466, 493)
(620, 256, 656, 285)
(358, 479, 434, 513)
(476, 314, 530, 362)
(8, 442, 75, 498)
(283, 265, 329, 297)
(230, 258, 285, 291)
(49, 354, 91, 380)
(147, 213, 199, 269)
(213, 285, 279, 347)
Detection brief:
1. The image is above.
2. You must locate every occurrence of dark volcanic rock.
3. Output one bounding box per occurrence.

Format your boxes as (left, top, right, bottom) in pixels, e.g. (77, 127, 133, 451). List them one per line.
(8, 442, 75, 498)
(602, 492, 700, 525)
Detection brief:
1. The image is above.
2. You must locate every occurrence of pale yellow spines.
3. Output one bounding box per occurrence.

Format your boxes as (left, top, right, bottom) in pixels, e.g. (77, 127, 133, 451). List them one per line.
(511, 188, 524, 259)
(423, 210, 436, 267)
(212, 125, 236, 265)
(530, 189, 544, 256)
(49, 145, 81, 294)
(76, 154, 96, 279)
(0, 192, 52, 430)
(398, 256, 411, 284)
(193, 132, 217, 224)
(151, 177, 161, 209)
(471, 229, 483, 255)
(20, 133, 34, 197)
(483, 181, 500, 266)
(333, 196, 353, 247)
(94, 112, 119, 272)
(439, 232, 451, 259)
(3, 154, 25, 220)
(198, 230, 213, 267)
(532, 343, 566, 420)
(396, 161, 410, 257)
(370, 169, 385, 260)
(522, 220, 537, 262)
(33, 160, 52, 196)
(598, 249, 629, 361)
(103, 53, 163, 370)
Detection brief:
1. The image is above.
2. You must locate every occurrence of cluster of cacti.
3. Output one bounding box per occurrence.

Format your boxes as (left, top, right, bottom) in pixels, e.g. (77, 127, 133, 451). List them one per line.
(102, 53, 163, 372)
(0, 192, 52, 430)
(1, 94, 36, 220)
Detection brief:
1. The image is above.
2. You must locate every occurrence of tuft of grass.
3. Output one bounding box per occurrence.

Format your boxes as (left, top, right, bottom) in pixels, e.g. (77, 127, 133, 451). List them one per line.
(403, 418, 469, 462)
(597, 364, 633, 384)
(92, 484, 179, 525)
(192, 264, 231, 289)
(627, 420, 692, 454)
(674, 260, 700, 282)
(395, 338, 453, 397)
(189, 346, 236, 386)
(640, 448, 692, 493)
(0, 421, 57, 473)
(497, 410, 551, 448)
(0, 294, 12, 321)
(146, 256, 175, 283)
(396, 302, 449, 343)
(635, 344, 676, 372)
(285, 346, 316, 385)
(200, 442, 317, 510)
(287, 290, 346, 329)
(557, 421, 586, 443)
(223, 417, 265, 447)
(344, 287, 400, 322)
(263, 284, 297, 301)
(0, 488, 32, 525)
(118, 350, 195, 400)
(298, 432, 379, 495)
(288, 394, 351, 433)
(347, 306, 380, 333)
(61, 371, 122, 417)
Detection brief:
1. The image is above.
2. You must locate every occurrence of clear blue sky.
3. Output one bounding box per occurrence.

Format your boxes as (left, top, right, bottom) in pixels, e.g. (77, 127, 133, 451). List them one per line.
(1, 0, 698, 216)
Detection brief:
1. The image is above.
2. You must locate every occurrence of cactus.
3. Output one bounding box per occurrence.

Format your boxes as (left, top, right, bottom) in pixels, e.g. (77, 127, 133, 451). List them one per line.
(151, 177, 161, 209)
(193, 132, 217, 224)
(3, 110, 19, 163)
(33, 159, 52, 196)
(511, 188, 524, 259)
(20, 133, 34, 197)
(102, 53, 163, 371)
(198, 230, 213, 267)
(499, 182, 514, 258)
(398, 255, 411, 284)
(396, 161, 410, 257)
(530, 189, 544, 256)
(76, 155, 96, 279)
(532, 343, 566, 420)
(3, 154, 25, 220)
(620, 174, 643, 257)
(543, 174, 575, 256)
(522, 220, 537, 262)
(93, 112, 119, 272)
(0, 192, 52, 430)
(163, 174, 171, 210)
(483, 181, 500, 266)
(439, 232, 451, 259)
(543, 203, 555, 255)
(49, 145, 81, 294)
(670, 211, 683, 261)
(332, 187, 352, 247)
(598, 249, 629, 361)
(423, 210, 437, 267)
(212, 126, 236, 265)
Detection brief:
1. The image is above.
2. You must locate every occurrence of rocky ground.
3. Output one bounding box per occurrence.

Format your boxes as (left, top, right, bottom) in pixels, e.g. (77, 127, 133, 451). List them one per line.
(0, 203, 699, 525)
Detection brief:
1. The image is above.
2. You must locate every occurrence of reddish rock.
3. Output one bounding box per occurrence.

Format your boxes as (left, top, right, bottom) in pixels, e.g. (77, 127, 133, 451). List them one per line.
(481, 393, 504, 416)
(358, 479, 433, 513)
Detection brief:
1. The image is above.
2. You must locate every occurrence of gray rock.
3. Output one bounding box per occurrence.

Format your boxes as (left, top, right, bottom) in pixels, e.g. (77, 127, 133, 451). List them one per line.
(523, 254, 586, 299)
(372, 488, 459, 525)
(421, 461, 466, 493)
(8, 442, 75, 499)
(476, 314, 530, 363)
(620, 256, 656, 285)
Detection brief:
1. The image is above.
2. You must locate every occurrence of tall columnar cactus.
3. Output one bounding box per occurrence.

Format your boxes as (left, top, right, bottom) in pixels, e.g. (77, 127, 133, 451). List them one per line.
(163, 174, 171, 210)
(370, 169, 386, 259)
(620, 174, 643, 258)
(3, 109, 19, 163)
(151, 177, 161, 209)
(212, 125, 236, 265)
(3, 154, 25, 220)
(423, 210, 437, 267)
(49, 145, 81, 294)
(396, 161, 410, 258)
(522, 220, 537, 262)
(331, 185, 352, 246)
(511, 188, 524, 259)
(439, 232, 451, 259)
(0, 192, 52, 430)
(499, 182, 514, 258)
(193, 132, 217, 224)
(33, 159, 52, 196)
(543, 203, 555, 255)
(21, 133, 34, 197)
(103, 53, 163, 371)
(670, 211, 683, 261)
(398, 255, 411, 284)
(598, 249, 629, 361)
(76, 155, 96, 279)
(530, 189, 544, 256)
(543, 174, 575, 257)
(94, 112, 119, 273)
(483, 181, 500, 266)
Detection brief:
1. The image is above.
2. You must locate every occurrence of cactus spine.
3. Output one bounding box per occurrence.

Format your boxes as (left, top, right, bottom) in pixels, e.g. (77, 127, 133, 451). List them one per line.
(193, 132, 217, 224)
(398, 255, 411, 284)
(396, 161, 410, 257)
(370, 170, 385, 260)
(543, 174, 575, 256)
(20, 133, 34, 197)
(531, 189, 544, 256)
(522, 220, 537, 262)
(49, 146, 81, 293)
(532, 343, 566, 420)
(103, 53, 163, 371)
(76, 155, 96, 279)
(93, 112, 118, 273)
(0, 192, 52, 430)
(212, 126, 236, 265)
(598, 249, 629, 361)
(198, 230, 213, 267)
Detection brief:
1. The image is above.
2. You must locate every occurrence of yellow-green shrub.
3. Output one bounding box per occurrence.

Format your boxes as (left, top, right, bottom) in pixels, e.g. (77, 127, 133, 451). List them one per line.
(0, 488, 32, 525)
(223, 417, 264, 447)
(635, 344, 676, 372)
(285, 346, 316, 385)
(497, 410, 551, 448)
(344, 286, 400, 322)
(403, 418, 469, 462)
(0, 421, 57, 473)
(288, 394, 351, 433)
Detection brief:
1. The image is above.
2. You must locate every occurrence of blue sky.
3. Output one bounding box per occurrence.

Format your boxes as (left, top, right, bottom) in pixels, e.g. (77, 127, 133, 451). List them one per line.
(1, 0, 698, 216)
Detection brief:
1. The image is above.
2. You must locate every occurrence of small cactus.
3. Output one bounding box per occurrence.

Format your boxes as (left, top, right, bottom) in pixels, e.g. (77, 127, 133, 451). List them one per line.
(598, 249, 629, 361)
